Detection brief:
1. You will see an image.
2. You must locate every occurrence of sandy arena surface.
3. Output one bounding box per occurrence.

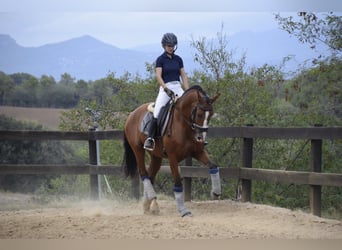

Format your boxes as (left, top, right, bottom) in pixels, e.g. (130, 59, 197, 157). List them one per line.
(0, 192, 341, 239)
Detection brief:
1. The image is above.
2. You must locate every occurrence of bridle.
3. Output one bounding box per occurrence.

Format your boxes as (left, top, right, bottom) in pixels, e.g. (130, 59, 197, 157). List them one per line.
(166, 88, 214, 142)
(189, 102, 213, 133)
(175, 91, 213, 134)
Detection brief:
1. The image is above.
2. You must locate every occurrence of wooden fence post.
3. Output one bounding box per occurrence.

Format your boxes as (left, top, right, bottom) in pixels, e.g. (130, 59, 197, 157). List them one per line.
(88, 128, 99, 200)
(241, 125, 254, 202)
(184, 157, 192, 201)
(310, 124, 323, 217)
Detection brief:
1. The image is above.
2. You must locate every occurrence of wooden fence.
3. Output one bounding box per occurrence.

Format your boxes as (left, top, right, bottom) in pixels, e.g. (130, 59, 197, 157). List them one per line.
(0, 126, 341, 217)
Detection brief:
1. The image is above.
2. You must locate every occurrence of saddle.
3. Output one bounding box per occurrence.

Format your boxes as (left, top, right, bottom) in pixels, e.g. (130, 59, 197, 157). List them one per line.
(140, 99, 175, 137)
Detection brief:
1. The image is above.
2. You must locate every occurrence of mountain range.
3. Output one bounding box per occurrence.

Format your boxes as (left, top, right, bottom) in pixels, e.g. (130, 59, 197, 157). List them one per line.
(0, 30, 325, 81)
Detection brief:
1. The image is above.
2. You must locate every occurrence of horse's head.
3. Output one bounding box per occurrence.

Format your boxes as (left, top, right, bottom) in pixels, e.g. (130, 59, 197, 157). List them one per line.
(179, 85, 220, 143)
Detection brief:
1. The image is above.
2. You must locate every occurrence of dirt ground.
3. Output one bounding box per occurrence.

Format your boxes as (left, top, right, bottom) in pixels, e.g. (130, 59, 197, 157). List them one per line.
(0, 106, 65, 129)
(0, 192, 341, 239)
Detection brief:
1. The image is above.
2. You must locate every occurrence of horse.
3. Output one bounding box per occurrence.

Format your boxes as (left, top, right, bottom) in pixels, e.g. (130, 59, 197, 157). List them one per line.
(123, 85, 221, 217)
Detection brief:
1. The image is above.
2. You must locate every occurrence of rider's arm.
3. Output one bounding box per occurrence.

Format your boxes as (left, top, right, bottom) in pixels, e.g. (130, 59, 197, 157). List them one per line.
(180, 68, 189, 90)
(156, 67, 167, 89)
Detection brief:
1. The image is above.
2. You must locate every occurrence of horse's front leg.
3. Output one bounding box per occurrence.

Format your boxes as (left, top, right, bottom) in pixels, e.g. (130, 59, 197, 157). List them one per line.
(194, 151, 222, 199)
(208, 162, 221, 199)
(169, 158, 192, 217)
(142, 155, 161, 215)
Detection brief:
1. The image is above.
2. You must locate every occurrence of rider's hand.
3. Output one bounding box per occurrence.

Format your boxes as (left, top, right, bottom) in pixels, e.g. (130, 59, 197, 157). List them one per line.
(164, 87, 175, 98)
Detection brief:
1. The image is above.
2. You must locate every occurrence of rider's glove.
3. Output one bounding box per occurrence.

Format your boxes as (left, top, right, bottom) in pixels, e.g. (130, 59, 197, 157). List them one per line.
(164, 87, 175, 98)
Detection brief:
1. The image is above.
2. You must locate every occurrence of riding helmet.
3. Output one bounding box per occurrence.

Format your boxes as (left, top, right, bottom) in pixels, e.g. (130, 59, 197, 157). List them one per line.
(161, 33, 178, 47)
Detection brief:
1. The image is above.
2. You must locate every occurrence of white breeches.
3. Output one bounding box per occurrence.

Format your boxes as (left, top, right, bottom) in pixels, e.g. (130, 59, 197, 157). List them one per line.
(153, 81, 184, 118)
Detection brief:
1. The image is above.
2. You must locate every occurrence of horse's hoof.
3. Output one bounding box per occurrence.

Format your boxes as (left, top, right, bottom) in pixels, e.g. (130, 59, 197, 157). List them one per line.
(143, 199, 152, 214)
(181, 211, 193, 217)
(211, 192, 221, 200)
(150, 198, 160, 215)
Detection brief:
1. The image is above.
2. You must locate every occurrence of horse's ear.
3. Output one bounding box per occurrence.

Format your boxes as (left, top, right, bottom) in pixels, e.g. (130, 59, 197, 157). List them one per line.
(211, 92, 220, 104)
(197, 91, 207, 104)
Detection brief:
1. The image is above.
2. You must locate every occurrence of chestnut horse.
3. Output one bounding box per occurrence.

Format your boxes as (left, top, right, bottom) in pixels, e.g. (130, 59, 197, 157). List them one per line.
(123, 85, 221, 217)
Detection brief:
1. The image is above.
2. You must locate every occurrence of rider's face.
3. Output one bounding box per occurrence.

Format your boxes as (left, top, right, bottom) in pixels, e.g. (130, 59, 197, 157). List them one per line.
(164, 45, 174, 54)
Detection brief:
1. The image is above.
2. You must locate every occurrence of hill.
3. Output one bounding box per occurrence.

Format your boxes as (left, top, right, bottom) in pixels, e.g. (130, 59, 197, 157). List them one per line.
(0, 34, 155, 81)
(0, 30, 326, 80)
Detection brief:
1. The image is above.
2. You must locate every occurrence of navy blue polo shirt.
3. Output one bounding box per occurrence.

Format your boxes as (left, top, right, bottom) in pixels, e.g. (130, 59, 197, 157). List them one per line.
(155, 52, 184, 83)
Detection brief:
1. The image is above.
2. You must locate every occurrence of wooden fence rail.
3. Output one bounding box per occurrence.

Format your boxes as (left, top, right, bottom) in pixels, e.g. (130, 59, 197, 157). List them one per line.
(1, 126, 342, 217)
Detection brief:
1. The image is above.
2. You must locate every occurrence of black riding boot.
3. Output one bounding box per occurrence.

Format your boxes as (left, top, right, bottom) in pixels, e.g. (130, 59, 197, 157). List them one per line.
(144, 118, 157, 151)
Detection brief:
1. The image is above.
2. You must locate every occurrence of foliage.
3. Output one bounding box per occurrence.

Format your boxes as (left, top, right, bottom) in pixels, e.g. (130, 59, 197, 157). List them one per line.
(284, 57, 342, 125)
(275, 12, 342, 54)
(59, 72, 158, 131)
(191, 24, 241, 82)
(0, 115, 86, 193)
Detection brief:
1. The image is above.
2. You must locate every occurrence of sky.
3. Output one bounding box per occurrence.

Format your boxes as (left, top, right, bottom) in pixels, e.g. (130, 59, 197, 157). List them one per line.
(0, 0, 341, 49)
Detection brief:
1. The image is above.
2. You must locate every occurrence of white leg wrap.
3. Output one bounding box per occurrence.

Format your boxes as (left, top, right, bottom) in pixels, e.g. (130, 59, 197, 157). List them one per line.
(210, 169, 221, 195)
(174, 191, 192, 217)
(143, 178, 156, 200)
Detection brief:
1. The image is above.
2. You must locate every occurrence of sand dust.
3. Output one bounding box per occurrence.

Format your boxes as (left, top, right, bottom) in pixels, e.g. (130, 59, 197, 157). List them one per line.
(0, 192, 341, 239)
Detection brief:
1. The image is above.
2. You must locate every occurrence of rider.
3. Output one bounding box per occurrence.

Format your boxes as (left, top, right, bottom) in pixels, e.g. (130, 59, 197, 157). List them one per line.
(143, 33, 189, 151)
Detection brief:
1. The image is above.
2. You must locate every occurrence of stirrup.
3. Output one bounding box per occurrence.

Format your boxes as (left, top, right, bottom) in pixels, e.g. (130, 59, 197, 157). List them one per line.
(144, 138, 155, 151)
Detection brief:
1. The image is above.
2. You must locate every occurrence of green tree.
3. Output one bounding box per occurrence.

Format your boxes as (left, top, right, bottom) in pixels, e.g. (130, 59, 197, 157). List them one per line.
(75, 79, 89, 100)
(59, 73, 75, 85)
(191, 24, 242, 82)
(9, 72, 35, 86)
(284, 57, 342, 125)
(0, 71, 15, 105)
(0, 115, 82, 193)
(38, 75, 57, 107)
(275, 12, 342, 55)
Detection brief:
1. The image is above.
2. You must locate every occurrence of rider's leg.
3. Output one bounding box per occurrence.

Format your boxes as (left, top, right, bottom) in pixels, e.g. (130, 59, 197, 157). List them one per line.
(143, 117, 157, 151)
(144, 85, 169, 150)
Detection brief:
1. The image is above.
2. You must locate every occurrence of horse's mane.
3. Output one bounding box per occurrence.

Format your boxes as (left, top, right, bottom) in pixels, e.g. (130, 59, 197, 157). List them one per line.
(181, 85, 211, 104)
(183, 85, 206, 96)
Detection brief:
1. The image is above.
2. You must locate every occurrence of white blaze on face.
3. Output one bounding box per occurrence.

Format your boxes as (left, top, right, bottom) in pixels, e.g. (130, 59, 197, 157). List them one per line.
(202, 111, 210, 142)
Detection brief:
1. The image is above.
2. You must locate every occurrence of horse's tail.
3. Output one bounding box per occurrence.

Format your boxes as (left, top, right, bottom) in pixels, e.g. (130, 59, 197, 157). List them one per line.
(123, 132, 138, 179)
